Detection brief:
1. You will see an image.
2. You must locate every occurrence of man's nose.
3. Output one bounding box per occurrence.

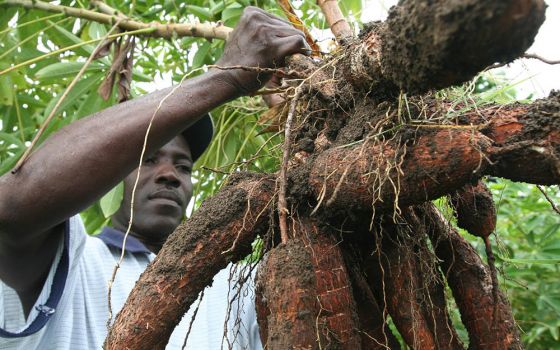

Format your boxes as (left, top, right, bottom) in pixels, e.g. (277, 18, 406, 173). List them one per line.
(155, 162, 181, 187)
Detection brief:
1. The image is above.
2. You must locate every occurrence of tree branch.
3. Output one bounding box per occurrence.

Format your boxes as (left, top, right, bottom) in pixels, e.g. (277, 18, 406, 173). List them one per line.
(316, 0, 353, 43)
(523, 53, 560, 65)
(1, 0, 233, 41)
(90, 0, 129, 19)
(0, 27, 153, 77)
(11, 21, 122, 173)
(537, 185, 560, 215)
(278, 88, 302, 244)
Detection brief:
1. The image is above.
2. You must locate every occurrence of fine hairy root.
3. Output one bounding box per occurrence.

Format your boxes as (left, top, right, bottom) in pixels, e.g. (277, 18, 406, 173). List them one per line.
(308, 94, 560, 215)
(345, 260, 402, 350)
(361, 214, 463, 350)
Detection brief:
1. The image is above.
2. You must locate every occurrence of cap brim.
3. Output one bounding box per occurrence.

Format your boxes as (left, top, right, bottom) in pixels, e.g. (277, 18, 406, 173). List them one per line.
(182, 113, 213, 162)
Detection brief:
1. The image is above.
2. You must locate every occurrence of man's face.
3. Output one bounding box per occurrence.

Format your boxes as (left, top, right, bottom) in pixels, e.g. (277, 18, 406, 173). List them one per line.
(112, 136, 193, 246)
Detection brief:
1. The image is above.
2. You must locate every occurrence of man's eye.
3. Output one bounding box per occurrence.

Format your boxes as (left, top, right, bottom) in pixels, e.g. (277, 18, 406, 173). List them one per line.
(144, 157, 157, 165)
(176, 164, 192, 174)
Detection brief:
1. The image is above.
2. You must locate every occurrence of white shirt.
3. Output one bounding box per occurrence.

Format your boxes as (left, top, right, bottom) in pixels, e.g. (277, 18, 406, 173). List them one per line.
(0, 216, 262, 349)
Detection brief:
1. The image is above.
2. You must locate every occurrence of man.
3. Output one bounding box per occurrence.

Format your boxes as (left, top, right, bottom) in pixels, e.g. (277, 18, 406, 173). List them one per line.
(0, 7, 308, 349)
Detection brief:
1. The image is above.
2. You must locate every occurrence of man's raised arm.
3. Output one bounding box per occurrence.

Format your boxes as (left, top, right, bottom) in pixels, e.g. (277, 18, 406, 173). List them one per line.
(0, 7, 307, 299)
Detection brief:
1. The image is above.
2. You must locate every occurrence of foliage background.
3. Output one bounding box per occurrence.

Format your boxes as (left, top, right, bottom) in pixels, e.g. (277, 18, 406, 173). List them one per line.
(0, 0, 558, 348)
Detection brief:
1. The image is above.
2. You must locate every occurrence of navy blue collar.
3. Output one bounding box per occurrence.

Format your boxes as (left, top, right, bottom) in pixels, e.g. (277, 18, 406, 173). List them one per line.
(0, 224, 151, 339)
(0, 221, 70, 338)
(96, 226, 152, 254)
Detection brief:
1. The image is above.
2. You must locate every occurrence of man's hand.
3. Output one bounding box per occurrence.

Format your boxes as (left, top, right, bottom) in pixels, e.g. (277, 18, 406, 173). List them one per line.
(216, 6, 310, 95)
(262, 73, 286, 108)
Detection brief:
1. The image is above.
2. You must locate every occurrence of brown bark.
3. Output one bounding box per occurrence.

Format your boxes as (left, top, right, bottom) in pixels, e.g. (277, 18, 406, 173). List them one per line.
(464, 97, 560, 185)
(300, 223, 361, 348)
(420, 267, 465, 350)
(104, 1, 555, 347)
(420, 204, 522, 350)
(317, 0, 353, 43)
(105, 174, 274, 349)
(450, 181, 496, 238)
(276, 0, 322, 55)
(310, 127, 492, 212)
(345, 261, 401, 350)
(404, 210, 465, 350)
(1, 0, 233, 41)
(309, 95, 560, 213)
(256, 219, 361, 349)
(106, 90, 560, 350)
(362, 218, 463, 350)
(380, 0, 546, 93)
(256, 240, 320, 349)
(340, 0, 546, 95)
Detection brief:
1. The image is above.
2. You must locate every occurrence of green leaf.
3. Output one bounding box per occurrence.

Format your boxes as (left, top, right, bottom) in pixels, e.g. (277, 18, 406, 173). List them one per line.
(0, 151, 22, 175)
(75, 87, 107, 119)
(47, 22, 93, 57)
(16, 93, 46, 108)
(35, 61, 106, 80)
(88, 22, 108, 40)
(99, 182, 124, 218)
(0, 72, 13, 106)
(192, 41, 211, 69)
(185, 5, 213, 20)
(0, 8, 17, 31)
(341, 0, 363, 16)
(210, 1, 227, 16)
(0, 132, 24, 175)
(0, 131, 24, 149)
(543, 239, 560, 254)
(221, 4, 243, 26)
(80, 203, 109, 234)
(539, 295, 560, 314)
(132, 69, 153, 82)
(43, 74, 103, 118)
(550, 327, 559, 341)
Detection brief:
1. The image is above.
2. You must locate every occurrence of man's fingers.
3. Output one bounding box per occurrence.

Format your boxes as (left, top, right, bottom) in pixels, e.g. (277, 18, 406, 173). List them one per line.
(244, 6, 292, 26)
(273, 34, 312, 64)
(217, 6, 312, 94)
(265, 72, 284, 89)
(240, 6, 291, 31)
(243, 7, 310, 43)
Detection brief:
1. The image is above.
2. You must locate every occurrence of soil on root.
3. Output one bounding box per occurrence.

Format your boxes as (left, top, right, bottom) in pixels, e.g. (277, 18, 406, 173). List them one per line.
(450, 181, 497, 238)
(256, 240, 318, 349)
(380, 0, 545, 92)
(515, 90, 560, 143)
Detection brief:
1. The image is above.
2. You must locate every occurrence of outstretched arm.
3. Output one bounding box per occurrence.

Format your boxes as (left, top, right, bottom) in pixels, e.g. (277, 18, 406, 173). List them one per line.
(0, 6, 307, 305)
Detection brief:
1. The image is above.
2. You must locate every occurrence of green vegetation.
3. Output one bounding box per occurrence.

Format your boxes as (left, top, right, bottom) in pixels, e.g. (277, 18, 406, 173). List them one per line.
(490, 180, 560, 348)
(0, 1, 558, 347)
